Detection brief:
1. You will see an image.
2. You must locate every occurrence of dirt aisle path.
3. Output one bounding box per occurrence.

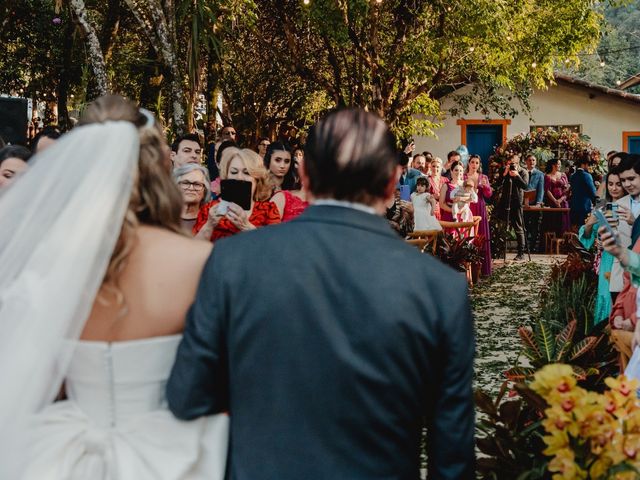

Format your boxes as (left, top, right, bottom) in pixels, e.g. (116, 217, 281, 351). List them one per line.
(471, 256, 563, 397)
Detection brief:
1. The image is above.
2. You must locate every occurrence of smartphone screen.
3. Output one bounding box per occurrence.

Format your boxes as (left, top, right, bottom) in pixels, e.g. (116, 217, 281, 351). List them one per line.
(220, 179, 252, 211)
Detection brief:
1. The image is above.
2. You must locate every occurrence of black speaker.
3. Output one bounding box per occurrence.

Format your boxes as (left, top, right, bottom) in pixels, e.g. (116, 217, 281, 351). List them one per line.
(0, 97, 28, 146)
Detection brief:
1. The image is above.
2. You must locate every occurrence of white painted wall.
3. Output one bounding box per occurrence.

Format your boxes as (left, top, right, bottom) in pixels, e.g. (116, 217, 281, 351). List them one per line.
(415, 83, 640, 159)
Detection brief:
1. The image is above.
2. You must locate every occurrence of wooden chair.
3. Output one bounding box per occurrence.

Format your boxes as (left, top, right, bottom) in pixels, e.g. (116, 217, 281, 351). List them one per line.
(405, 238, 431, 253)
(438, 216, 481, 238)
(406, 230, 440, 254)
(544, 232, 556, 254)
(550, 236, 564, 255)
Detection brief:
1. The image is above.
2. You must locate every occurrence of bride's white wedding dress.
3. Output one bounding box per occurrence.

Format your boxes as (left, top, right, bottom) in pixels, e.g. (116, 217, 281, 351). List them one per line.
(23, 335, 228, 480)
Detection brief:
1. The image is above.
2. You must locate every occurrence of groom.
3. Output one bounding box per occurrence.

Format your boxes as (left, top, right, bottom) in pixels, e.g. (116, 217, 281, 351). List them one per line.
(167, 109, 475, 479)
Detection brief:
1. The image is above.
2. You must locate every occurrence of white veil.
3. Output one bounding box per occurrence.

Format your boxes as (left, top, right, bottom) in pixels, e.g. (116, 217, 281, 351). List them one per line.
(0, 120, 140, 477)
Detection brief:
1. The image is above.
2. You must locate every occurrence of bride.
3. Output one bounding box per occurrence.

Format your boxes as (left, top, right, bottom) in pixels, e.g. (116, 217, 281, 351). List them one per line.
(0, 95, 228, 479)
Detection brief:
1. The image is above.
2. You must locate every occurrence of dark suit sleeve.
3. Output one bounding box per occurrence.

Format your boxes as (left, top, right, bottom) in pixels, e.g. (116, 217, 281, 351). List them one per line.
(166, 249, 229, 419)
(427, 279, 475, 479)
(513, 169, 528, 190)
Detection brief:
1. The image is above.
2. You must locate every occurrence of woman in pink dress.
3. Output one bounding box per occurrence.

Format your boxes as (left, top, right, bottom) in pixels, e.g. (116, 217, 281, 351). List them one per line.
(465, 154, 493, 276)
(439, 161, 464, 225)
(428, 157, 448, 220)
(544, 158, 571, 235)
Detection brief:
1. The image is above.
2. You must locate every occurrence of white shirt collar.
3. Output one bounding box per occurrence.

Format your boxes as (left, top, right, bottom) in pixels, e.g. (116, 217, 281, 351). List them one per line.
(313, 199, 378, 216)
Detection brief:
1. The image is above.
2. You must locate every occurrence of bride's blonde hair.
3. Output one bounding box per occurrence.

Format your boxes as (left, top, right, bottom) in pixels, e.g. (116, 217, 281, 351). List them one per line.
(79, 95, 183, 304)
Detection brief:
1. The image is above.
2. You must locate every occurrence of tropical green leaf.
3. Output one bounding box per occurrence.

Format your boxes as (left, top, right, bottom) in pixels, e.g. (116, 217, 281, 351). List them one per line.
(554, 320, 576, 361)
(518, 326, 542, 359)
(569, 336, 598, 361)
(535, 320, 554, 362)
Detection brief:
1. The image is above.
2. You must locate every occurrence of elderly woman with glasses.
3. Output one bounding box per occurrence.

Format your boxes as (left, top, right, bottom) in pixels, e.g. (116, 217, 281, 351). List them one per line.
(173, 163, 212, 232)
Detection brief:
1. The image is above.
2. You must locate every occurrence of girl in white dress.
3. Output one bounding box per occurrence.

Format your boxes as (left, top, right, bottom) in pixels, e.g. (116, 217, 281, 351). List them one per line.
(411, 176, 442, 231)
(0, 95, 228, 479)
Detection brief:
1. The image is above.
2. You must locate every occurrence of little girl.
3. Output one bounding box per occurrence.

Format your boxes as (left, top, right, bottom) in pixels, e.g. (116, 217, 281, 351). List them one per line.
(451, 180, 478, 223)
(411, 177, 441, 231)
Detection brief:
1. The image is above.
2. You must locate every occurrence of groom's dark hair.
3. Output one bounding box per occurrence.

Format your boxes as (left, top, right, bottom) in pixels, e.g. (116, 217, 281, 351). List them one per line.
(304, 109, 398, 205)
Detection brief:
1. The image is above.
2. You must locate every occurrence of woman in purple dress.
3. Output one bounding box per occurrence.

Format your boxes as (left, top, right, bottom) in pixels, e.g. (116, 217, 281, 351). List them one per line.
(544, 158, 571, 235)
(465, 154, 493, 276)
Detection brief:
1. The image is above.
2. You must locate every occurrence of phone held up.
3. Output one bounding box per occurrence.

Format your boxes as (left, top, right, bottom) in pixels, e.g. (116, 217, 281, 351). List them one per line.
(594, 208, 618, 245)
(220, 179, 252, 211)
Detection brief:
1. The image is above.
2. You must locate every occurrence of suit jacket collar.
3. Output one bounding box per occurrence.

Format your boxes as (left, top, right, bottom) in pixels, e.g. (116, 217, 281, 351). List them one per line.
(293, 204, 399, 239)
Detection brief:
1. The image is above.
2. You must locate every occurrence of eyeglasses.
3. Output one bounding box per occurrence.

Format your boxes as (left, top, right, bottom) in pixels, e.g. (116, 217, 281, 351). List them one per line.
(178, 180, 205, 191)
(223, 130, 237, 137)
(259, 142, 270, 147)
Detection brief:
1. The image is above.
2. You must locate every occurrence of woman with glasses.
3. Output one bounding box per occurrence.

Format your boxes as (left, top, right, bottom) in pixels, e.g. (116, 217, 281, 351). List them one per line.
(173, 164, 212, 232)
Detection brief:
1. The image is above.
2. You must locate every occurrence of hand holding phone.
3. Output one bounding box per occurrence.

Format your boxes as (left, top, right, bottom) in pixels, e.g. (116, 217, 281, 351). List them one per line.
(594, 209, 617, 240)
(220, 179, 252, 211)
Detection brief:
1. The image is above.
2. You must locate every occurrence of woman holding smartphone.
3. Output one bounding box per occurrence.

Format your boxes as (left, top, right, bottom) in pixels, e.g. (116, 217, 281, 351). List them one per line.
(579, 173, 625, 324)
(193, 148, 280, 242)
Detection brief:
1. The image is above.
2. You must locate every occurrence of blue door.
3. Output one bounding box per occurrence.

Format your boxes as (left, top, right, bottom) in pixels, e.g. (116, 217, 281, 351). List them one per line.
(628, 135, 640, 154)
(465, 124, 503, 172)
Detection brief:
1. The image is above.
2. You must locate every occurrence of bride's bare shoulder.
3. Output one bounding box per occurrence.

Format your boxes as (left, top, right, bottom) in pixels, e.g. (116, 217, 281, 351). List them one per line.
(137, 225, 212, 267)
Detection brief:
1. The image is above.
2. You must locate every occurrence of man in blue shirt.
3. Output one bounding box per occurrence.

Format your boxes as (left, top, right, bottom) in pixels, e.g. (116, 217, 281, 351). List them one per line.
(524, 154, 544, 251)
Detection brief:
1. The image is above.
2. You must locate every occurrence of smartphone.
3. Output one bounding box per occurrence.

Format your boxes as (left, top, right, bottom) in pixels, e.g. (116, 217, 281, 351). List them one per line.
(220, 179, 252, 211)
(594, 209, 617, 243)
(399, 185, 411, 201)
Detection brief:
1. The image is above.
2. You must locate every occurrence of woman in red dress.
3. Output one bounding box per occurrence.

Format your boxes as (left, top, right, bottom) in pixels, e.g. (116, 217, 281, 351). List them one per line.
(193, 147, 280, 241)
(270, 154, 309, 222)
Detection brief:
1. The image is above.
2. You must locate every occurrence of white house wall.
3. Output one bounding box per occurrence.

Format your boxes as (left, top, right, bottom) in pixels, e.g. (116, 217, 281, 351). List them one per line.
(415, 83, 640, 159)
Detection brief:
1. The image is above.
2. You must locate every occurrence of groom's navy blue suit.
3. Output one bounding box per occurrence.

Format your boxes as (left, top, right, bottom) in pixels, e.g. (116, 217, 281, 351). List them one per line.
(167, 205, 475, 480)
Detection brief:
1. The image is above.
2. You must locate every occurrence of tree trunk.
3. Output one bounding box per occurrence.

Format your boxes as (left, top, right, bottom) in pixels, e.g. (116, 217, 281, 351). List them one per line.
(69, 0, 108, 97)
(124, 0, 186, 133)
(57, 9, 75, 131)
(100, 0, 121, 63)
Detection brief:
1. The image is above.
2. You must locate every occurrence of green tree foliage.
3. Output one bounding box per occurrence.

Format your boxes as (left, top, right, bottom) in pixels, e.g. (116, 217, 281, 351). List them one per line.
(253, 0, 601, 138)
(560, 0, 640, 90)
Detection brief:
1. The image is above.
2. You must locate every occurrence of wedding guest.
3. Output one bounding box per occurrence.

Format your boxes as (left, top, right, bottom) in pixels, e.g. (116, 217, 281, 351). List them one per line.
(171, 133, 202, 168)
(466, 154, 493, 275)
(173, 164, 212, 232)
(292, 146, 304, 169)
(439, 160, 465, 223)
(256, 137, 270, 158)
(270, 154, 309, 222)
(495, 154, 529, 261)
(578, 172, 625, 324)
(264, 142, 296, 192)
(398, 154, 422, 193)
(544, 158, 571, 235)
(443, 150, 461, 180)
(210, 139, 238, 197)
(412, 153, 428, 175)
(451, 180, 477, 223)
(0, 145, 31, 188)
(411, 176, 441, 231)
(31, 126, 61, 153)
(193, 147, 280, 242)
(524, 154, 544, 251)
(596, 152, 627, 199)
(428, 156, 448, 219)
(569, 155, 597, 227)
